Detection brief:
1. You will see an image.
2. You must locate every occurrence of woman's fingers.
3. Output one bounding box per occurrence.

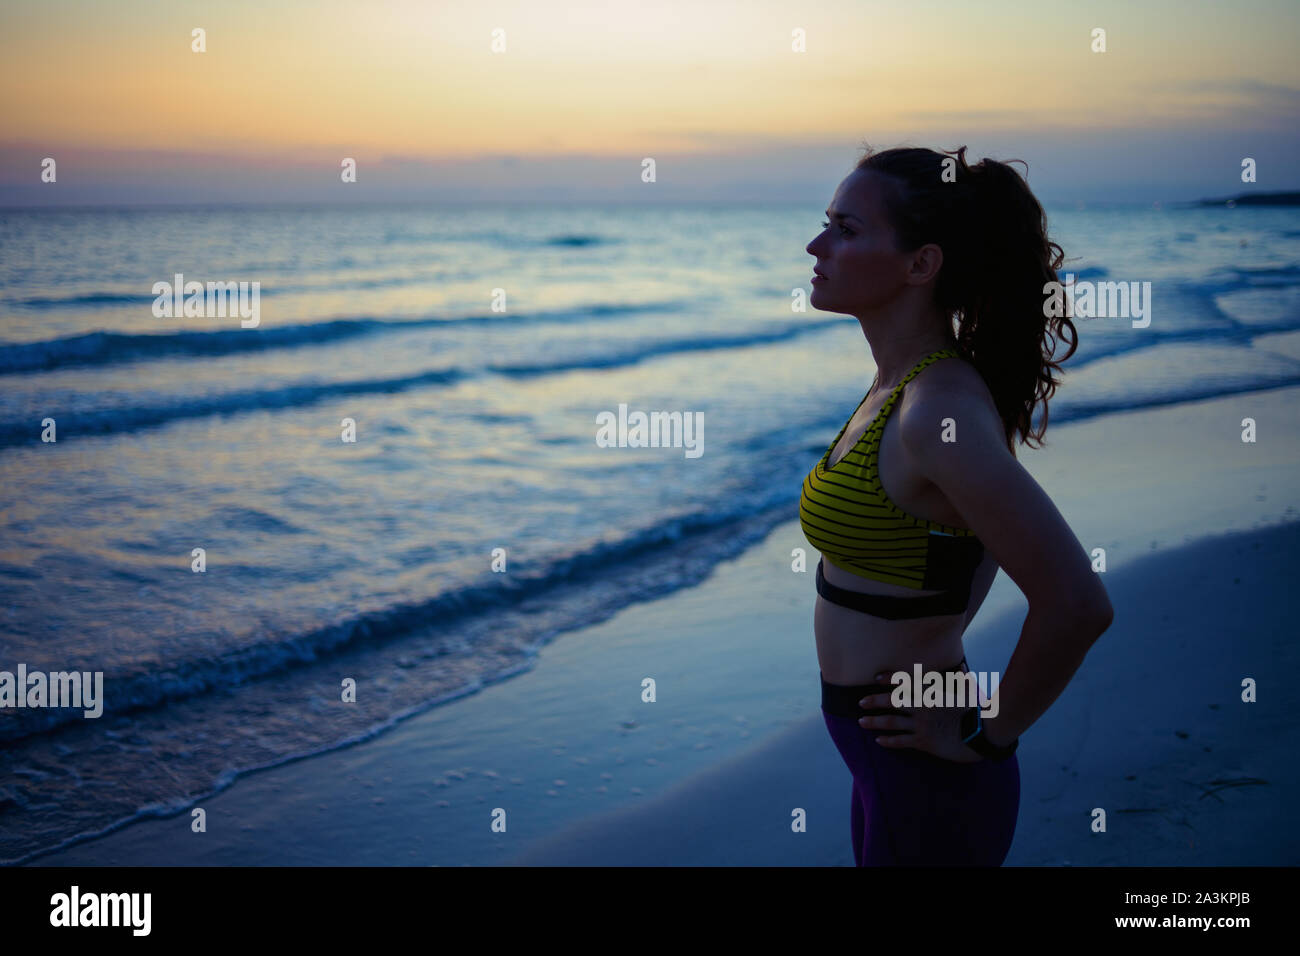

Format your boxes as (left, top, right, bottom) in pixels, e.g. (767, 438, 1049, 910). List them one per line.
(858, 712, 911, 729)
(857, 691, 900, 709)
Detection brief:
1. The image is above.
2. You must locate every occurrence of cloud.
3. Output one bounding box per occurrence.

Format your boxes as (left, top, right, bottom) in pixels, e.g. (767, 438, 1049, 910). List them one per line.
(1147, 77, 1300, 110)
(3, 120, 1298, 207)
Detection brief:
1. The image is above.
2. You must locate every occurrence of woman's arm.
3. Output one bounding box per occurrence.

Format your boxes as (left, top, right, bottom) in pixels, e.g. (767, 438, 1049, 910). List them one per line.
(898, 380, 1115, 748)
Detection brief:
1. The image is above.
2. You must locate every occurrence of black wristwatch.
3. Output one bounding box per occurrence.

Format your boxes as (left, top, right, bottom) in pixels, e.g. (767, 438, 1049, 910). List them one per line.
(959, 707, 1018, 760)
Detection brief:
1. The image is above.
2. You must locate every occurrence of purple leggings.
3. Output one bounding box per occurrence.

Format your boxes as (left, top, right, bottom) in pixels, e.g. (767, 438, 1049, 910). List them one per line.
(821, 672, 1020, 866)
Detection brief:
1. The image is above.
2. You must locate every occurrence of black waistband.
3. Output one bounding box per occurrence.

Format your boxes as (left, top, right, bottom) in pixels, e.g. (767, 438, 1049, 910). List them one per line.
(816, 557, 971, 619)
(820, 657, 968, 722)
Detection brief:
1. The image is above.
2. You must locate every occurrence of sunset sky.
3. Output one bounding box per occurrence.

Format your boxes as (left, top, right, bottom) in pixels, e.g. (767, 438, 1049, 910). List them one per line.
(2, 0, 1297, 204)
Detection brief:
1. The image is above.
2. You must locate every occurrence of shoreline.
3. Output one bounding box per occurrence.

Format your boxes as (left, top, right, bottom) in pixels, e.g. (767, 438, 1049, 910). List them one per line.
(20, 383, 1300, 866)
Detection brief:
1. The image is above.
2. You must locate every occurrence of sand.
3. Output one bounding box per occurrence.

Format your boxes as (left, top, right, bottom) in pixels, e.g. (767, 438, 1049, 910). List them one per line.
(510, 522, 1299, 865)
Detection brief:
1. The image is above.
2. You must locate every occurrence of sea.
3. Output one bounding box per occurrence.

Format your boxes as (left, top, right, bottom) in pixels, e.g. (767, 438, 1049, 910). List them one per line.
(1, 201, 1298, 862)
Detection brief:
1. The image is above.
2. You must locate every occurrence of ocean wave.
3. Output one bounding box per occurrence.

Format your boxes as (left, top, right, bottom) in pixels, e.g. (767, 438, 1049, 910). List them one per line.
(5, 314, 1300, 449)
(1050, 373, 1300, 425)
(0, 320, 388, 373)
(1201, 263, 1300, 288)
(0, 366, 465, 447)
(0, 300, 688, 374)
(4, 236, 619, 311)
(0, 320, 842, 446)
(0, 499, 789, 746)
(543, 234, 608, 247)
(6, 291, 152, 308)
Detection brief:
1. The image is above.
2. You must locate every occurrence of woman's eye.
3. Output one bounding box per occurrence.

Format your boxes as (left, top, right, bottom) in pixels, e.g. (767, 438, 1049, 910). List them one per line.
(821, 220, 851, 236)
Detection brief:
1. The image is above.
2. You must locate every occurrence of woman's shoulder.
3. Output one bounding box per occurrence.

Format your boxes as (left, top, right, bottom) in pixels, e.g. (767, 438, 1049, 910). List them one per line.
(896, 353, 1010, 452)
(905, 352, 995, 412)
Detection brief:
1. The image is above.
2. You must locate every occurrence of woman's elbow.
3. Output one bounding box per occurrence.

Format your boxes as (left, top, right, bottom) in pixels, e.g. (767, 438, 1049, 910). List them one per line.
(1088, 595, 1115, 638)
(1073, 585, 1114, 642)
(1033, 581, 1114, 642)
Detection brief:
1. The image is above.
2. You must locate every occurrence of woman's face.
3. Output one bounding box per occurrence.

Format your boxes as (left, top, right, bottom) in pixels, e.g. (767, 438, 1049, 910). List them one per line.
(805, 168, 915, 316)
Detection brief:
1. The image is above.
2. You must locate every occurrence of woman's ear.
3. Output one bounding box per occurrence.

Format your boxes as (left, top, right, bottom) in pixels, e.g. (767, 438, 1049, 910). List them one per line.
(906, 242, 944, 285)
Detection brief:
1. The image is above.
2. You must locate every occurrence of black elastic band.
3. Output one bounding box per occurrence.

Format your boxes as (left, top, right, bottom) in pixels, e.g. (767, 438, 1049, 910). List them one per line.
(820, 658, 969, 722)
(816, 557, 971, 619)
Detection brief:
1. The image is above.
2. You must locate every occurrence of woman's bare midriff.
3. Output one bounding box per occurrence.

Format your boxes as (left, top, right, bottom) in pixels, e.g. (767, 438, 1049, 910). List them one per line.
(813, 374, 1001, 685)
(814, 552, 998, 685)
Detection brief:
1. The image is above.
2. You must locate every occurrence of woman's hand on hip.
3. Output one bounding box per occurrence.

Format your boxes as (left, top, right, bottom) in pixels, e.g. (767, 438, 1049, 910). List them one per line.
(856, 678, 984, 764)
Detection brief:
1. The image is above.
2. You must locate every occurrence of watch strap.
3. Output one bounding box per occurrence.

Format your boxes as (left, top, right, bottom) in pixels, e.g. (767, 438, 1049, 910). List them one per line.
(959, 707, 1018, 760)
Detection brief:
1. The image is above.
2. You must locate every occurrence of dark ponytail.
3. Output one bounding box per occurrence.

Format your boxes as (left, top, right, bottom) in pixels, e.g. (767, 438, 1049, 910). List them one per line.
(855, 144, 1077, 450)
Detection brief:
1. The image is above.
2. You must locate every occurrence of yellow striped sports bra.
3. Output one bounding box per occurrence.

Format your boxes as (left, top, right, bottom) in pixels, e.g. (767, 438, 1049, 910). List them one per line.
(799, 347, 984, 592)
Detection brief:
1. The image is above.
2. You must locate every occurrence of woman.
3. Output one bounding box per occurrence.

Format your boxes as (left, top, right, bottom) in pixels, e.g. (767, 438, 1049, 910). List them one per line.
(799, 145, 1114, 866)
